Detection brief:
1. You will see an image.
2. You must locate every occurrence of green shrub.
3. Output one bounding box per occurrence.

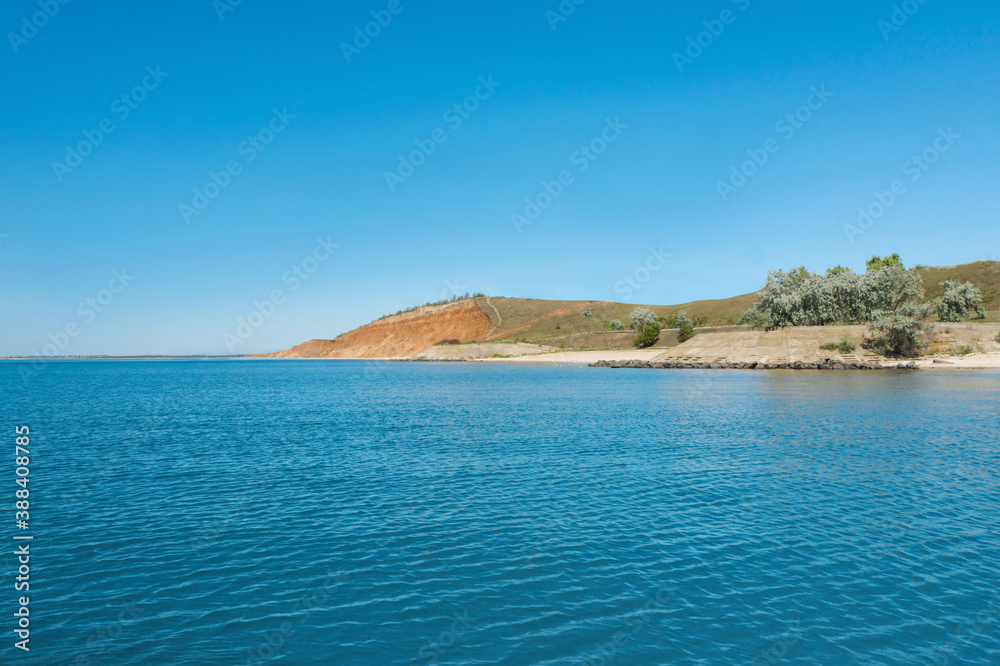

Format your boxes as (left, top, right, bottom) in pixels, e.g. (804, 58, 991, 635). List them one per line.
(580, 306, 592, 318)
(949, 346, 978, 356)
(820, 340, 857, 354)
(935, 281, 983, 322)
(661, 311, 697, 342)
(608, 319, 625, 331)
(866, 253, 904, 272)
(629, 307, 659, 330)
(633, 322, 662, 348)
(660, 312, 686, 329)
(738, 308, 769, 328)
(677, 323, 696, 343)
(976, 305, 987, 319)
(868, 311, 926, 357)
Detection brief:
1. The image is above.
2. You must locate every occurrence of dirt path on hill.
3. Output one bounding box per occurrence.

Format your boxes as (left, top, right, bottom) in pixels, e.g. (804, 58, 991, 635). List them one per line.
(482, 297, 502, 337)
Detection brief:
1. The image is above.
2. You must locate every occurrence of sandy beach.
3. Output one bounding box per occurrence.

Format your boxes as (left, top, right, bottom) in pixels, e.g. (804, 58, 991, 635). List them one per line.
(479, 349, 666, 365)
(479, 349, 1000, 370)
(912, 353, 1000, 370)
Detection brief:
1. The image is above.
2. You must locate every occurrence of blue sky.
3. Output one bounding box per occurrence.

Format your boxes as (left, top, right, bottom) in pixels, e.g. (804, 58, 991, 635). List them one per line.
(1, 0, 998, 355)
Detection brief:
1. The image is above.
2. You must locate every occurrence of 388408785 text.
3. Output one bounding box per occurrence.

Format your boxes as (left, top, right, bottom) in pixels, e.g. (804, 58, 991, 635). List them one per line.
(14, 425, 32, 652)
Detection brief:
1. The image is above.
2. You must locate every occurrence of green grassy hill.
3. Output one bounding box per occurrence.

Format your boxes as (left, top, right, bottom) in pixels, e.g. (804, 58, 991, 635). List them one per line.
(471, 260, 1000, 347)
(918, 261, 1000, 311)
(476, 294, 756, 349)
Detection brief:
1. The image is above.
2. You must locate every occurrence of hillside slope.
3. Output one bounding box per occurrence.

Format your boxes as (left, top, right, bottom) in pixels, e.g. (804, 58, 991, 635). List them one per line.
(918, 261, 1000, 307)
(262, 293, 756, 359)
(262, 261, 1000, 359)
(476, 294, 756, 345)
(265, 299, 491, 359)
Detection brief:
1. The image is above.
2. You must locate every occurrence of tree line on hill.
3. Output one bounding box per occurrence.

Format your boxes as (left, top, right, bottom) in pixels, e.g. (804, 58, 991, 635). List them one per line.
(378, 292, 487, 320)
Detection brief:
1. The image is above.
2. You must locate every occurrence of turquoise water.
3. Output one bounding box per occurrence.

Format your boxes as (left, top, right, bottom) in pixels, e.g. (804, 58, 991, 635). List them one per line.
(2, 360, 999, 665)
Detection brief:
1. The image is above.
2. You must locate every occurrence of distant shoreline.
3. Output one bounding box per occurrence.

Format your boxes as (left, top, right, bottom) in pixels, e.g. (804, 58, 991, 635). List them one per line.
(0, 355, 243, 361)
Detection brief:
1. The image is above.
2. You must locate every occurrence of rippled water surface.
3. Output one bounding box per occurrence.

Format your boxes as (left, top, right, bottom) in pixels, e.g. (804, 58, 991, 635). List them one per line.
(2, 360, 999, 665)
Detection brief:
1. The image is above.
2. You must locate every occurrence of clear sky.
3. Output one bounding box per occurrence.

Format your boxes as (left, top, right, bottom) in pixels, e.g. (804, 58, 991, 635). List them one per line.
(1, 0, 998, 355)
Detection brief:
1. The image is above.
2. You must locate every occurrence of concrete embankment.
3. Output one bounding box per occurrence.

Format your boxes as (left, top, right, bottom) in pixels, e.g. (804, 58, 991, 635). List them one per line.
(591, 359, 917, 370)
(581, 323, 1000, 371)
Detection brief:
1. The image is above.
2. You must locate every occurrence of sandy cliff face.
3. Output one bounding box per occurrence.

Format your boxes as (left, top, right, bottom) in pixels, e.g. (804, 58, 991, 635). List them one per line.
(266, 299, 493, 359)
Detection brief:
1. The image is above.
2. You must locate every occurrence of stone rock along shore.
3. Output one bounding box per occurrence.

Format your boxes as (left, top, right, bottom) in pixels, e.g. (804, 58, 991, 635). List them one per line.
(590, 359, 918, 370)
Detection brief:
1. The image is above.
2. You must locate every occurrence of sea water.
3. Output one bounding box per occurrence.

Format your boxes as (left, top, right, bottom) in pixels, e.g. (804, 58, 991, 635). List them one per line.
(1, 360, 998, 665)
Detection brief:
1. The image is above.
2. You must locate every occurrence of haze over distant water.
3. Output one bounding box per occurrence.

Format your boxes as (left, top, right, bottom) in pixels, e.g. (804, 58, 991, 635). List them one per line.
(4, 360, 999, 664)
